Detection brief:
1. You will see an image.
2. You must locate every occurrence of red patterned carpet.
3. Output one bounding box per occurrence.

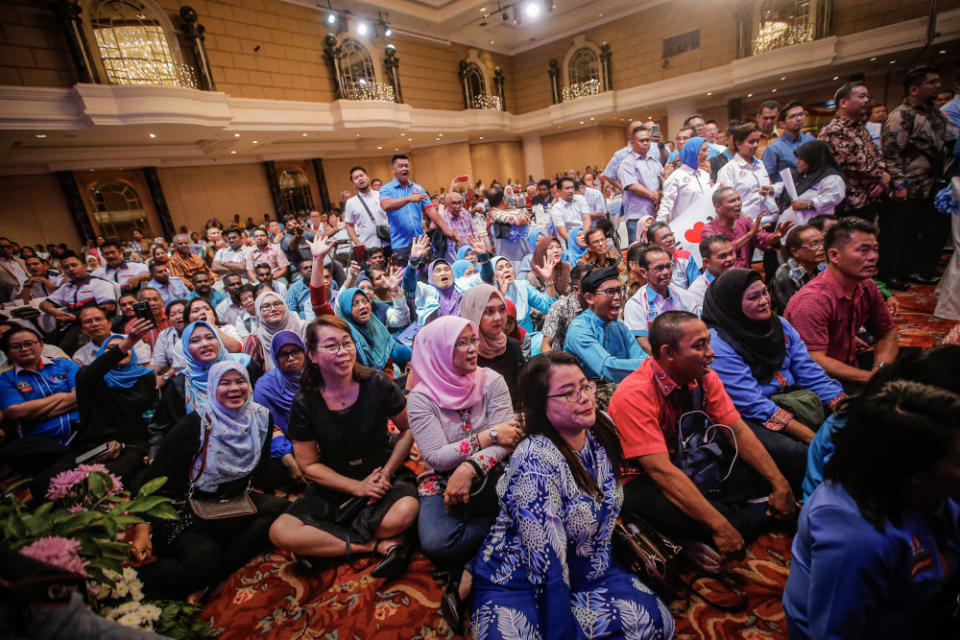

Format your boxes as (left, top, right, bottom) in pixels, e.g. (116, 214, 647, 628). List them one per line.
(200, 283, 955, 639)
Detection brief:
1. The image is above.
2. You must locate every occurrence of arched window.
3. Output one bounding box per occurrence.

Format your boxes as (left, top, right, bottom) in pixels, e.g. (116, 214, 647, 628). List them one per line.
(463, 63, 486, 108)
(339, 38, 377, 99)
(278, 169, 314, 215)
(568, 47, 600, 87)
(87, 0, 197, 88)
(753, 0, 816, 55)
(88, 180, 148, 241)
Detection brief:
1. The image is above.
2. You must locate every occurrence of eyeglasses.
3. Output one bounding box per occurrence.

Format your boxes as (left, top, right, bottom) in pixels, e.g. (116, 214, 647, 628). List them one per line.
(317, 341, 356, 354)
(259, 301, 285, 312)
(800, 240, 824, 250)
(8, 339, 40, 351)
(648, 263, 673, 274)
(547, 381, 597, 403)
(595, 287, 624, 298)
(276, 349, 304, 361)
(454, 336, 480, 350)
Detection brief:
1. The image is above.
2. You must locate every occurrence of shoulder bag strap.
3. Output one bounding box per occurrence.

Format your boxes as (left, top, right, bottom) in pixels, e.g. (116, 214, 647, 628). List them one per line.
(187, 415, 213, 496)
(356, 193, 379, 226)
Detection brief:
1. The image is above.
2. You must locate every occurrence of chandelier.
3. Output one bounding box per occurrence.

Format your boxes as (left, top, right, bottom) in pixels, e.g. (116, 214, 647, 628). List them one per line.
(472, 94, 503, 110)
(345, 79, 396, 102)
(561, 78, 601, 102)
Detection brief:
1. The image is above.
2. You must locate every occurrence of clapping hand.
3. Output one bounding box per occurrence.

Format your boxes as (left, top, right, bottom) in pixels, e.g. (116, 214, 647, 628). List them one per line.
(409, 235, 431, 261)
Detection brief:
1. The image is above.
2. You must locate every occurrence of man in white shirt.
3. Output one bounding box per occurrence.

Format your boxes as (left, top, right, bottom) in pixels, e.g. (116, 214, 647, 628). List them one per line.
(618, 124, 664, 244)
(551, 177, 596, 243)
(212, 227, 251, 281)
(687, 234, 738, 307)
(579, 181, 608, 228)
(72, 305, 152, 366)
(92, 241, 150, 295)
(343, 166, 388, 250)
(215, 273, 245, 326)
(18, 255, 62, 303)
(623, 245, 701, 353)
(0, 237, 28, 302)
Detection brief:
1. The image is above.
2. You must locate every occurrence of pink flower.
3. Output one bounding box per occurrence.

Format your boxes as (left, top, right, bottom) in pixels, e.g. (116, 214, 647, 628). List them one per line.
(47, 463, 123, 501)
(458, 440, 471, 455)
(20, 536, 88, 577)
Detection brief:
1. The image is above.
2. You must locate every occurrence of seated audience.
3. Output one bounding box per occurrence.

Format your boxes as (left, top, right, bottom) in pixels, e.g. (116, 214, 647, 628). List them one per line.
(560, 225, 589, 267)
(770, 224, 825, 314)
(335, 287, 408, 371)
(17, 253, 62, 304)
(526, 235, 571, 296)
(471, 352, 674, 639)
(184, 297, 243, 351)
(254, 262, 287, 296)
(624, 246, 701, 354)
(404, 235, 490, 324)
(214, 274, 245, 328)
(168, 232, 215, 285)
(702, 269, 845, 492)
(701, 187, 790, 270)
(407, 316, 521, 629)
(92, 241, 150, 296)
(564, 266, 648, 385)
(233, 284, 259, 336)
(647, 221, 700, 289)
(0, 325, 78, 444)
(688, 234, 738, 307)
(540, 263, 590, 353)
(577, 227, 629, 290)
(146, 261, 190, 305)
(784, 217, 899, 391)
(461, 285, 524, 408)
(609, 311, 797, 552)
(284, 259, 315, 321)
(187, 270, 227, 309)
(780, 140, 846, 224)
(268, 317, 417, 580)
(784, 380, 960, 639)
(39, 252, 119, 352)
(492, 256, 557, 333)
(153, 298, 187, 379)
(488, 187, 530, 263)
(657, 136, 712, 225)
(113, 293, 137, 332)
(241, 291, 307, 370)
(134, 361, 287, 600)
(252, 330, 307, 490)
(72, 305, 152, 366)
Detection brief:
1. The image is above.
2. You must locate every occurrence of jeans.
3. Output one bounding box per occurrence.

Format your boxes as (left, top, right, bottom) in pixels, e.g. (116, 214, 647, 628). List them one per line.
(418, 494, 495, 570)
(625, 219, 640, 245)
(745, 419, 808, 497)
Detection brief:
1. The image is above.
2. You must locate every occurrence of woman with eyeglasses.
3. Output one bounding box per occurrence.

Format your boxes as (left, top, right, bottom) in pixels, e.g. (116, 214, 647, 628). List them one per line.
(268, 316, 418, 581)
(407, 316, 522, 631)
(471, 352, 674, 639)
(702, 269, 845, 494)
(770, 225, 827, 314)
(241, 291, 306, 371)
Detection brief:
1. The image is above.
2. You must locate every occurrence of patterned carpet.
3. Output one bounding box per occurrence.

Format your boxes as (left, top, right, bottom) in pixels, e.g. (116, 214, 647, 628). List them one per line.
(200, 283, 955, 639)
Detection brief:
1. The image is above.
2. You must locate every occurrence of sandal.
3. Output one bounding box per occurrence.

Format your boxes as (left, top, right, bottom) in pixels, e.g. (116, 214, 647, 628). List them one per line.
(440, 570, 464, 634)
(370, 538, 412, 581)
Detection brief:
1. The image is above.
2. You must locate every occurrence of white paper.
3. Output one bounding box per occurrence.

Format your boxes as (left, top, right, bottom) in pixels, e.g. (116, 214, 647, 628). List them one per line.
(780, 167, 799, 201)
(668, 188, 717, 268)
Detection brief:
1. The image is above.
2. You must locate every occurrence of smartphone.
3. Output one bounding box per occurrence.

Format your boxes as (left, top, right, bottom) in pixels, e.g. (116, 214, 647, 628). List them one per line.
(132, 300, 157, 328)
(651, 124, 660, 135)
(352, 245, 367, 262)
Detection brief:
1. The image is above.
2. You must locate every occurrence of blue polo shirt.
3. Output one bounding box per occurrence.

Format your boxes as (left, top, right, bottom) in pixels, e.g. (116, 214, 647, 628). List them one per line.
(378, 178, 431, 249)
(0, 357, 79, 443)
(762, 131, 815, 179)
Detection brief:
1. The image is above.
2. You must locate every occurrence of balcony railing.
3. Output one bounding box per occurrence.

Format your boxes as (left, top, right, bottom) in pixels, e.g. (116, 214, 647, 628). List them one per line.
(561, 78, 602, 102)
(101, 58, 199, 89)
(343, 79, 397, 103)
(472, 94, 503, 110)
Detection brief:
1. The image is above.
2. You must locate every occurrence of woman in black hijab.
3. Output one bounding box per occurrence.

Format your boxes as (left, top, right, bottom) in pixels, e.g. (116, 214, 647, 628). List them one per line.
(780, 140, 847, 223)
(701, 269, 846, 492)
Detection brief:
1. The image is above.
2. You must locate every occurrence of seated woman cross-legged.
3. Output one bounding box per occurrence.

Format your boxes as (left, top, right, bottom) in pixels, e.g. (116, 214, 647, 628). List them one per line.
(268, 316, 418, 581)
(407, 316, 522, 630)
(471, 352, 675, 640)
(134, 361, 287, 601)
(701, 269, 845, 493)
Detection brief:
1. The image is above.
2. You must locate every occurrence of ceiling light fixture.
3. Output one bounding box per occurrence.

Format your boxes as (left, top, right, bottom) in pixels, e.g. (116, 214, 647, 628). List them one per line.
(302, 133, 308, 137)
(234, 133, 240, 137)
(253, 140, 259, 144)
(747, 93, 753, 97)
(326, 12, 336, 24)
(771, 88, 777, 93)
(939, 49, 947, 54)
(889, 59, 896, 64)
(148, 133, 157, 138)
(357, 22, 368, 36)
(35, 134, 46, 138)
(706, 91, 712, 96)
(479, 136, 484, 139)
(780, 76, 786, 80)
(524, 2, 540, 18)
(394, 147, 399, 151)
(832, 76, 839, 81)
(231, 150, 237, 154)
(377, 146, 382, 149)
(384, 27, 391, 37)
(870, 56, 877, 61)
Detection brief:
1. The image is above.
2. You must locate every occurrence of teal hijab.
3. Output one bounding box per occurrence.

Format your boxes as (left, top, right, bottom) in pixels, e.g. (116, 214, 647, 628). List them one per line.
(334, 288, 394, 369)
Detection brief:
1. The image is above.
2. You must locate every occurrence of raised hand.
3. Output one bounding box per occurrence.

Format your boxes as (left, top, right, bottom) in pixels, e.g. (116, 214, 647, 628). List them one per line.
(309, 233, 334, 260)
(383, 265, 403, 292)
(343, 260, 361, 289)
(409, 235, 431, 261)
(126, 318, 155, 342)
(467, 232, 487, 255)
(532, 254, 555, 282)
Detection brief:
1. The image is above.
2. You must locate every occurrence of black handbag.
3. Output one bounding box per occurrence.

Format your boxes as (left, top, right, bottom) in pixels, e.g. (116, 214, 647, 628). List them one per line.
(187, 416, 257, 520)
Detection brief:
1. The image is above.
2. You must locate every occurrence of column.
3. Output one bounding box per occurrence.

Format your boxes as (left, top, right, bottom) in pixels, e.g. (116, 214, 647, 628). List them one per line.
(665, 100, 698, 138)
(263, 161, 285, 219)
(56, 172, 96, 242)
(311, 159, 332, 212)
(51, 0, 99, 84)
(141, 168, 176, 240)
(522, 135, 545, 182)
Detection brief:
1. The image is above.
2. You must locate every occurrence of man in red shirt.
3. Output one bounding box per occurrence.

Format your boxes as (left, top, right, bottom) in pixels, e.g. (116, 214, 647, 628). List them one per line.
(701, 187, 791, 269)
(784, 217, 898, 392)
(609, 311, 796, 555)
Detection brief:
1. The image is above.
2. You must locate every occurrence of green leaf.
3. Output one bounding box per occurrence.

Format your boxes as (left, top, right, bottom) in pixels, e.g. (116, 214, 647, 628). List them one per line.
(33, 502, 54, 518)
(137, 476, 167, 498)
(102, 516, 118, 538)
(87, 471, 107, 499)
(111, 514, 145, 527)
(56, 510, 102, 535)
(145, 503, 179, 520)
(126, 496, 170, 513)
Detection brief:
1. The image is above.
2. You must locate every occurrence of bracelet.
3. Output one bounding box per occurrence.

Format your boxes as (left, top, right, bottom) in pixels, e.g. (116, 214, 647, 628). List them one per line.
(464, 459, 484, 479)
(544, 281, 554, 287)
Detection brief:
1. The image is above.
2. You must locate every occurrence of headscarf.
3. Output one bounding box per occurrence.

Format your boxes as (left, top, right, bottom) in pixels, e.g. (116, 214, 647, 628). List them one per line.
(680, 136, 707, 170)
(191, 360, 270, 493)
(452, 259, 474, 279)
(96, 335, 153, 389)
(562, 225, 589, 267)
(181, 320, 252, 413)
(701, 269, 785, 384)
(492, 256, 530, 324)
(527, 229, 546, 252)
(411, 316, 490, 411)
(254, 291, 306, 370)
(793, 140, 844, 196)
(252, 330, 304, 431)
(455, 246, 474, 261)
(504, 299, 527, 342)
(335, 287, 393, 369)
(428, 259, 462, 317)
(461, 284, 508, 359)
(527, 234, 571, 294)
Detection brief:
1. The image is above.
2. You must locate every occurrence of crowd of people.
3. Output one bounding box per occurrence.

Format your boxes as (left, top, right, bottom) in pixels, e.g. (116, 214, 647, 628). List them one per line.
(2, 64, 960, 639)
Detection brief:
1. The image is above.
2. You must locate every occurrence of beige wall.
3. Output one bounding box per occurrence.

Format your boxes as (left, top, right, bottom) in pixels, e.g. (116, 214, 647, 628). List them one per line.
(469, 141, 526, 185)
(0, 0, 77, 87)
(322, 155, 395, 205)
(0, 174, 82, 249)
(158, 163, 275, 231)
(539, 126, 623, 179)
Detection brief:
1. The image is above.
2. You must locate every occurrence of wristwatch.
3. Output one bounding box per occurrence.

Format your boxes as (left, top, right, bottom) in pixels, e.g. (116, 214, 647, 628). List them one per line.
(489, 427, 499, 444)
(873, 362, 888, 370)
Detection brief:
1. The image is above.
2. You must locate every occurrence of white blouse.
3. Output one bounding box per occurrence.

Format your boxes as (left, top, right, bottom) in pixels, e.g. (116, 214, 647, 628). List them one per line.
(716, 154, 781, 219)
(656, 164, 713, 224)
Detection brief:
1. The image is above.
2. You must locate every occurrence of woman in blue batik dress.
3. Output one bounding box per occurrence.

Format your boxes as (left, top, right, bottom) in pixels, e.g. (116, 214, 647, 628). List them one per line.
(471, 351, 674, 640)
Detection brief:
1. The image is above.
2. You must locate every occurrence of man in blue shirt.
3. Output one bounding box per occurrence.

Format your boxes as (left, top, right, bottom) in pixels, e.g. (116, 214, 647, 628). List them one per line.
(379, 154, 455, 262)
(186, 270, 227, 308)
(565, 265, 648, 383)
(602, 120, 666, 191)
(762, 100, 815, 179)
(0, 325, 78, 443)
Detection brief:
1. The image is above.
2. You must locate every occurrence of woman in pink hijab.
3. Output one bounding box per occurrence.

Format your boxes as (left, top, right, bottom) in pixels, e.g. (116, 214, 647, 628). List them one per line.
(407, 315, 523, 632)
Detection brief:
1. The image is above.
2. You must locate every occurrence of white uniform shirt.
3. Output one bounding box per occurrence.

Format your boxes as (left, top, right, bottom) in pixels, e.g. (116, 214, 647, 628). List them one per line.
(92, 261, 149, 290)
(72, 337, 152, 366)
(624, 283, 701, 337)
(657, 164, 713, 224)
(716, 154, 781, 219)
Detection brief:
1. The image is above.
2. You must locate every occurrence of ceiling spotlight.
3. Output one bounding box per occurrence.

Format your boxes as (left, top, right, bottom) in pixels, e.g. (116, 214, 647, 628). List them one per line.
(706, 91, 712, 96)
(889, 59, 896, 64)
(579, 120, 584, 124)
(234, 133, 240, 137)
(480, 6, 487, 10)
(302, 133, 308, 137)
(435, 137, 440, 141)
(939, 49, 947, 54)
(479, 136, 484, 139)
(490, 40, 495, 44)
(438, 133, 443, 136)
(148, 133, 157, 138)
(377, 146, 382, 149)
(524, 2, 540, 18)
(869, 56, 877, 61)
(780, 76, 786, 81)
(589, 117, 595, 120)
(35, 134, 46, 138)
(747, 93, 753, 97)
(356, 133, 361, 137)
(832, 76, 839, 81)
(231, 150, 237, 154)
(394, 147, 399, 151)
(326, 12, 336, 24)
(771, 88, 778, 93)
(357, 22, 368, 36)
(253, 140, 259, 144)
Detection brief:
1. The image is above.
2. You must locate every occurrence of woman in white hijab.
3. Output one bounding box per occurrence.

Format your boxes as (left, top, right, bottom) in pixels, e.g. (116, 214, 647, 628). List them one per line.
(242, 290, 307, 370)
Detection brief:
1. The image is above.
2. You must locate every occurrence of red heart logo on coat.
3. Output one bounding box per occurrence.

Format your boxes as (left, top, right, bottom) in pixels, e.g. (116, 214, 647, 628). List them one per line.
(684, 221, 705, 244)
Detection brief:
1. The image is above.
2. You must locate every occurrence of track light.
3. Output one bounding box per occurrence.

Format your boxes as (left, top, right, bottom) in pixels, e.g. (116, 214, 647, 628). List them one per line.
(326, 12, 336, 24)
(357, 22, 368, 35)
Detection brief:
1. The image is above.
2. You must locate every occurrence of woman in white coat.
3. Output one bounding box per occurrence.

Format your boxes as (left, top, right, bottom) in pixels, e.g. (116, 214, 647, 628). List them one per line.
(657, 136, 713, 224)
(716, 122, 780, 220)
